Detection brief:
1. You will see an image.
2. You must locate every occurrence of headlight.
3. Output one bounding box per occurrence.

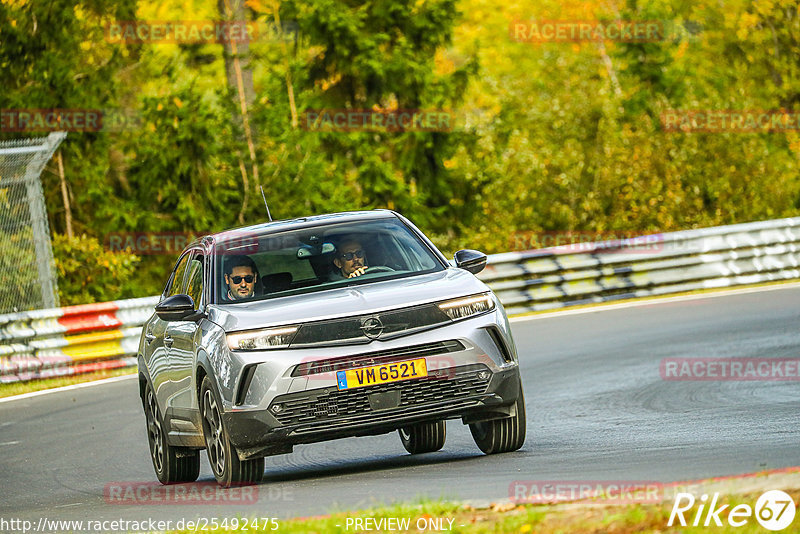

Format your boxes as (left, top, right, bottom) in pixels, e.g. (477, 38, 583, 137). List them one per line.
(438, 293, 495, 321)
(226, 326, 299, 351)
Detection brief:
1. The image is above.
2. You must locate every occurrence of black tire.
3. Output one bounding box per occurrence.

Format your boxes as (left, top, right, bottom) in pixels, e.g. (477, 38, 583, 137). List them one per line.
(469, 383, 527, 454)
(144, 382, 200, 484)
(398, 420, 446, 454)
(200, 376, 264, 487)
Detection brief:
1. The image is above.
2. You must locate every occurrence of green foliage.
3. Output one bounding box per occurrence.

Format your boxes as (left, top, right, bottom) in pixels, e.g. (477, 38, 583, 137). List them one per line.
(257, 0, 481, 233)
(3, 0, 800, 303)
(52, 234, 140, 305)
(439, 0, 800, 253)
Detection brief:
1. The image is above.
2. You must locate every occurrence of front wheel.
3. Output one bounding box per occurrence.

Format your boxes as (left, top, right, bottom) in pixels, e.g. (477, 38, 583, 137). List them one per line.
(144, 382, 200, 484)
(469, 383, 527, 454)
(200, 376, 264, 487)
(398, 420, 446, 454)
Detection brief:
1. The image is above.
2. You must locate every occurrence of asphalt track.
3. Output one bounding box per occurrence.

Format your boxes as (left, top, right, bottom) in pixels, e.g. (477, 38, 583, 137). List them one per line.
(1, 285, 799, 528)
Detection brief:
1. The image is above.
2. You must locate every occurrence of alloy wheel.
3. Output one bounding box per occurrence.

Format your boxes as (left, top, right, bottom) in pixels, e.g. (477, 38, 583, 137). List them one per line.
(146, 388, 164, 473)
(203, 388, 225, 476)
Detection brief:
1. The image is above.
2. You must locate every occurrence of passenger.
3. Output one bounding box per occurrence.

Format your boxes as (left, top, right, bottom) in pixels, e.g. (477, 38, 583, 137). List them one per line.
(223, 256, 259, 300)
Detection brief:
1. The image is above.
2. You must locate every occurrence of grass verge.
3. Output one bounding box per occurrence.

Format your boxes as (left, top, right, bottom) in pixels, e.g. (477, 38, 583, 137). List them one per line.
(0, 367, 135, 399)
(168, 488, 800, 533)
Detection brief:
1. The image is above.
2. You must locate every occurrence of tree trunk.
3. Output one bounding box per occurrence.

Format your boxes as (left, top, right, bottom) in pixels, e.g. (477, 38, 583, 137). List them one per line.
(218, 0, 259, 223)
(218, 0, 256, 107)
(57, 150, 73, 239)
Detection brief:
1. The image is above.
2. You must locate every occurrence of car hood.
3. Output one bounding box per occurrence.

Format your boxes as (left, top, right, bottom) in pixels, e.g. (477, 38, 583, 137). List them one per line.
(208, 267, 489, 333)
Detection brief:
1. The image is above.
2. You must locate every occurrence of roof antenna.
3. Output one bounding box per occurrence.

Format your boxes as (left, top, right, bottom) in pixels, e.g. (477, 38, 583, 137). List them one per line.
(260, 186, 273, 222)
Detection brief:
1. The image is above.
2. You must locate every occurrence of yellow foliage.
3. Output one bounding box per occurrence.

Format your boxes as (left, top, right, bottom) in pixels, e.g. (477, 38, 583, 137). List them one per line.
(736, 13, 759, 41)
(246, 0, 270, 14)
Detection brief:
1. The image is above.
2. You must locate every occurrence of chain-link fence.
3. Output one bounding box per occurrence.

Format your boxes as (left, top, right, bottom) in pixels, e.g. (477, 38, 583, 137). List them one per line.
(0, 132, 65, 313)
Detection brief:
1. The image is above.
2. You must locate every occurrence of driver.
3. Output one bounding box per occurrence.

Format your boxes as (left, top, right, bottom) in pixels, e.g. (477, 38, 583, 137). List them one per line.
(333, 238, 369, 278)
(223, 256, 259, 300)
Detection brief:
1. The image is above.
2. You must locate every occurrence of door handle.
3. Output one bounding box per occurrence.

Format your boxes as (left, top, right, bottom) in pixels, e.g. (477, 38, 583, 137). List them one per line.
(164, 335, 174, 348)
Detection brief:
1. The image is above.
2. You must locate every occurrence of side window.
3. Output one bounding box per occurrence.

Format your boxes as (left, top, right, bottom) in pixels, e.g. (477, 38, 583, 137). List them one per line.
(165, 253, 192, 297)
(185, 253, 204, 307)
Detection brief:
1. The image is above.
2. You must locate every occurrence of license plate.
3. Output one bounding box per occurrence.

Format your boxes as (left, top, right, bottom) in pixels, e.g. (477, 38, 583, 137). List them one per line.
(336, 358, 428, 390)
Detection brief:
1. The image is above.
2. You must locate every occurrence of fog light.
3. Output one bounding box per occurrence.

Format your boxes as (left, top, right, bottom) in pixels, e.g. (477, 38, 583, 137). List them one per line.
(270, 404, 284, 414)
(477, 370, 490, 381)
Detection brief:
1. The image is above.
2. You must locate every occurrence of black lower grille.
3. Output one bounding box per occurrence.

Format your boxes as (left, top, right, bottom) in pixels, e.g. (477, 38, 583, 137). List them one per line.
(270, 364, 491, 426)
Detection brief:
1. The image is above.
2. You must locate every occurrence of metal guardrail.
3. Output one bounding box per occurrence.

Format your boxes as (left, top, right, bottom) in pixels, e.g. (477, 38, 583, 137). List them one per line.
(0, 297, 158, 383)
(1, 217, 799, 384)
(478, 217, 800, 315)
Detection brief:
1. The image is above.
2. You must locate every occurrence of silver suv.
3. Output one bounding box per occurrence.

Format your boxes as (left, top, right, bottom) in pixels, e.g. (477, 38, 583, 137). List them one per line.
(138, 210, 525, 487)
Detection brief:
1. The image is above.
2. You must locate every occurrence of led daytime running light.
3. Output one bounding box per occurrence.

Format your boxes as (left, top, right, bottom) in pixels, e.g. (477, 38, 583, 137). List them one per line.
(227, 326, 299, 351)
(438, 293, 495, 320)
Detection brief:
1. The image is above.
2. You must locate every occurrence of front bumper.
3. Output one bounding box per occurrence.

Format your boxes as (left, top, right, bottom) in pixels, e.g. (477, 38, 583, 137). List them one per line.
(223, 364, 521, 460)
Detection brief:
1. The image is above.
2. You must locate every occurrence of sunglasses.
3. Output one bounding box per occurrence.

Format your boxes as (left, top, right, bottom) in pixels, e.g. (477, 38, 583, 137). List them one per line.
(230, 275, 254, 284)
(340, 249, 365, 261)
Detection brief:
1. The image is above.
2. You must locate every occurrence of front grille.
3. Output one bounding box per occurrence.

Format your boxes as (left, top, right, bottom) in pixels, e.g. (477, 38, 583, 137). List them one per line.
(291, 340, 465, 377)
(289, 303, 452, 347)
(270, 364, 491, 427)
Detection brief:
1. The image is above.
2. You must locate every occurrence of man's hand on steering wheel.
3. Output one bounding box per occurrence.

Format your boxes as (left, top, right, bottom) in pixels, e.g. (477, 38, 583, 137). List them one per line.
(347, 265, 395, 278)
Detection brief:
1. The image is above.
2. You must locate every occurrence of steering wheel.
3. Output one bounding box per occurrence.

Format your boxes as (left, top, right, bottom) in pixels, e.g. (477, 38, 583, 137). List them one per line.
(364, 266, 395, 273)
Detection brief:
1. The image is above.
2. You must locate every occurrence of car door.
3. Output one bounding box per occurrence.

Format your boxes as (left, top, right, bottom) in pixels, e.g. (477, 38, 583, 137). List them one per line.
(146, 251, 192, 400)
(164, 249, 205, 427)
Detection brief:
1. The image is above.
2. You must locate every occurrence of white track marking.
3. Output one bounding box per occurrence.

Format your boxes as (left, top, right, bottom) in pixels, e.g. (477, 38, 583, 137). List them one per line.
(0, 374, 136, 404)
(510, 281, 800, 323)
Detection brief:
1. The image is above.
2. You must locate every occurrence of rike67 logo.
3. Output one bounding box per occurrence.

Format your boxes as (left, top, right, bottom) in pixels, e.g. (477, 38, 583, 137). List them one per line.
(669, 490, 796, 531)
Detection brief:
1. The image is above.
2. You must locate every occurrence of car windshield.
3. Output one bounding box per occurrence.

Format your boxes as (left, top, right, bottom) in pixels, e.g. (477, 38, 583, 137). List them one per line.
(213, 217, 444, 303)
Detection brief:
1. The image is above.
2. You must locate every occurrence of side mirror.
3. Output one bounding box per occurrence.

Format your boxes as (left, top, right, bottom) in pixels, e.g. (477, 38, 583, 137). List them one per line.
(156, 294, 198, 322)
(454, 249, 487, 275)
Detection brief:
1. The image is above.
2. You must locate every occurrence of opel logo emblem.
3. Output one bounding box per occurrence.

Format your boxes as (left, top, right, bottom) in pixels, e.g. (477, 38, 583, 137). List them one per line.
(360, 317, 384, 340)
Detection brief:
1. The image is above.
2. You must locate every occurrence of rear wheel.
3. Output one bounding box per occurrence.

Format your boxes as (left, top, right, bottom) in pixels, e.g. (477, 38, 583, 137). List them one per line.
(398, 420, 446, 454)
(469, 384, 526, 454)
(144, 382, 200, 484)
(200, 376, 264, 487)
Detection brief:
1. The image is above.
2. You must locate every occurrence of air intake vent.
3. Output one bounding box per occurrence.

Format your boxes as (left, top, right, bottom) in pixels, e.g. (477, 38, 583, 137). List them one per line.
(235, 364, 258, 406)
(485, 326, 514, 362)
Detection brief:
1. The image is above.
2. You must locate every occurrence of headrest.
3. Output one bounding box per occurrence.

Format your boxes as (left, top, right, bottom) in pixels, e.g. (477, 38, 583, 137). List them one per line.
(262, 272, 293, 293)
